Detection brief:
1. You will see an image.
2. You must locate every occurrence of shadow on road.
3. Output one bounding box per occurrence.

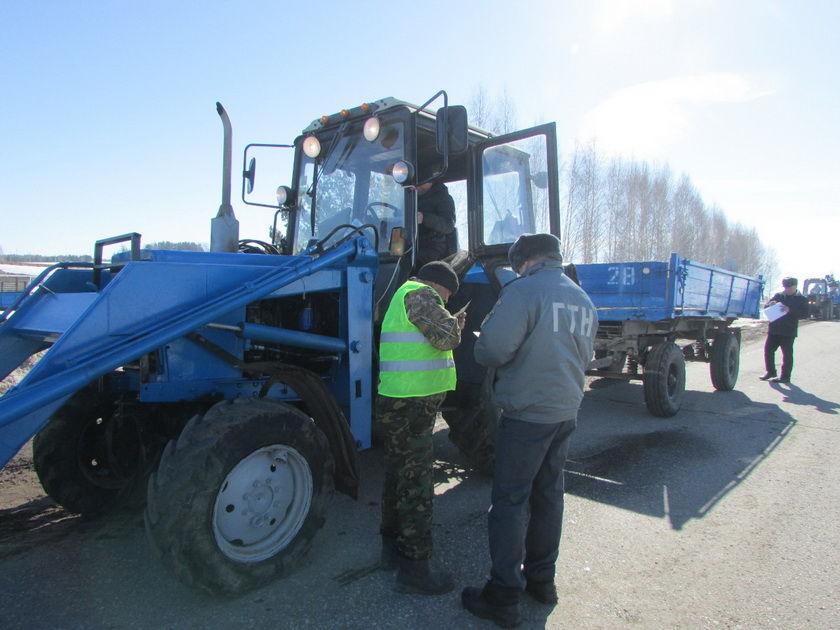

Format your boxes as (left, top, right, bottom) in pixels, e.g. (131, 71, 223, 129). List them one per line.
(769, 381, 839, 414)
(565, 383, 797, 530)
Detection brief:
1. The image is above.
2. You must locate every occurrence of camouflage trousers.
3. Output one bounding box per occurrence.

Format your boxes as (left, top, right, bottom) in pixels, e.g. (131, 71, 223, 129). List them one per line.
(377, 392, 446, 561)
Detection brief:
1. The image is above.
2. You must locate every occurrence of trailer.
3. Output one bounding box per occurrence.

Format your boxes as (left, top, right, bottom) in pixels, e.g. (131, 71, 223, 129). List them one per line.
(576, 254, 764, 417)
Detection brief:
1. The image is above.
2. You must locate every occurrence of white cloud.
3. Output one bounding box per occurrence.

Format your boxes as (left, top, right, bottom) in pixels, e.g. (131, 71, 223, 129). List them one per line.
(578, 73, 774, 158)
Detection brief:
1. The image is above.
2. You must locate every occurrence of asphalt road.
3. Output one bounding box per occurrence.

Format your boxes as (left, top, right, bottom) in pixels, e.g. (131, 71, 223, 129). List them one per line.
(1, 322, 838, 629)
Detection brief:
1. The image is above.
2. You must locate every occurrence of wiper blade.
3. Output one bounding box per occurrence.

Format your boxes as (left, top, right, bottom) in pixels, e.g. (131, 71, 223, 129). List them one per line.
(307, 121, 350, 198)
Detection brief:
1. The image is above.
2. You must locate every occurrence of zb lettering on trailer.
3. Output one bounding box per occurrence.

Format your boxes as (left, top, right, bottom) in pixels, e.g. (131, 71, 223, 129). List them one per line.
(553, 302, 595, 336)
(607, 265, 635, 286)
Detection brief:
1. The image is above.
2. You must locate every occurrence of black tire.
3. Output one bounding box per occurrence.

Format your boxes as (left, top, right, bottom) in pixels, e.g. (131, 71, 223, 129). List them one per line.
(145, 398, 333, 597)
(442, 377, 499, 475)
(33, 388, 143, 515)
(643, 342, 686, 417)
(709, 331, 740, 391)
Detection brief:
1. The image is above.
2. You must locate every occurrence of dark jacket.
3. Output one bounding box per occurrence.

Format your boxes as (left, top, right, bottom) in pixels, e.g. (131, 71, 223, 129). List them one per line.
(766, 291, 809, 337)
(474, 260, 598, 423)
(416, 182, 456, 267)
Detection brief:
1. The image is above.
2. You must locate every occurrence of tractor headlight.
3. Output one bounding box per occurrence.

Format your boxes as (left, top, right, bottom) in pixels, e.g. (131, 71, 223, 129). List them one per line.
(391, 160, 414, 185)
(276, 185, 292, 206)
(363, 116, 381, 142)
(303, 135, 321, 158)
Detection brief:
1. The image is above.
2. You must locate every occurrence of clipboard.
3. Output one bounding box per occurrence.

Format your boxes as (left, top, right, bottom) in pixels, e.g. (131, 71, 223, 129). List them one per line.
(763, 302, 786, 322)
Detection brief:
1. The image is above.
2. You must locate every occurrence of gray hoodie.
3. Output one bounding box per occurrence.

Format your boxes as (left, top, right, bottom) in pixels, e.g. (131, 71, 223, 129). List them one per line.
(474, 260, 597, 423)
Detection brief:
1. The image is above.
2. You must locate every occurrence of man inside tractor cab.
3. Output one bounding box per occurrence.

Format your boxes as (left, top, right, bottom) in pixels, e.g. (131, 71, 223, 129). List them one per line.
(414, 175, 456, 269)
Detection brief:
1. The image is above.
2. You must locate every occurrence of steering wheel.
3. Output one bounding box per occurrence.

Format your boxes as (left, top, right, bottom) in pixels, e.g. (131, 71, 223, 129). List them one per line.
(362, 201, 399, 225)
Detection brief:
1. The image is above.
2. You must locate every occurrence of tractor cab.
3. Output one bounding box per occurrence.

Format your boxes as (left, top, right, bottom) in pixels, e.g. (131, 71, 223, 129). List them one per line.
(243, 91, 560, 310)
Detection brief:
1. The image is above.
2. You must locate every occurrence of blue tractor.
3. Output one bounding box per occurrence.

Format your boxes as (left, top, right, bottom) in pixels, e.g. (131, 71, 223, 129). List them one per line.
(0, 91, 561, 595)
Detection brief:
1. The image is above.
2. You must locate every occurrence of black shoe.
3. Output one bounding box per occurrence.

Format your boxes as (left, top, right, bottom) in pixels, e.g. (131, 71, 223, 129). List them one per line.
(379, 535, 399, 571)
(759, 373, 776, 381)
(461, 585, 522, 628)
(771, 376, 790, 383)
(394, 557, 454, 595)
(525, 579, 558, 605)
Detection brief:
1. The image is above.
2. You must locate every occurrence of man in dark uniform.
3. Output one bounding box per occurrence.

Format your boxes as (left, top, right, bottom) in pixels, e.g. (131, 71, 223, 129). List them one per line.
(760, 276, 809, 383)
(461, 234, 597, 627)
(377, 261, 465, 595)
(415, 179, 456, 268)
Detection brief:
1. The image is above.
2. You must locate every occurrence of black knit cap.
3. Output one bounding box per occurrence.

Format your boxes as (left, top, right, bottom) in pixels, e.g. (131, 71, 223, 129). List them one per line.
(782, 277, 798, 287)
(508, 233, 563, 271)
(416, 261, 459, 295)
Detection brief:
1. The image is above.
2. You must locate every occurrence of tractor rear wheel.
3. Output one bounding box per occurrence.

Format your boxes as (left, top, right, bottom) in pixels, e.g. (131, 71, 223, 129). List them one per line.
(443, 376, 499, 475)
(33, 388, 145, 516)
(145, 398, 333, 597)
(643, 342, 686, 417)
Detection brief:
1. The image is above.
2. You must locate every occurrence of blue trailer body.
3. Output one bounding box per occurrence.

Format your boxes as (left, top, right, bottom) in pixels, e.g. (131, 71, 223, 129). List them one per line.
(575, 253, 764, 322)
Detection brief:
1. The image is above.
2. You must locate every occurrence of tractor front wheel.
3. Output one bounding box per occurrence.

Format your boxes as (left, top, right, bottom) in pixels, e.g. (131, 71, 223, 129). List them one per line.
(144, 398, 333, 597)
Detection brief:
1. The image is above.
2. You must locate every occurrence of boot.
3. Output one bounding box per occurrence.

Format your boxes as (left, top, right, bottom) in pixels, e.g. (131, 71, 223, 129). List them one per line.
(394, 557, 454, 595)
(525, 579, 558, 605)
(759, 372, 776, 381)
(461, 581, 522, 628)
(379, 535, 399, 571)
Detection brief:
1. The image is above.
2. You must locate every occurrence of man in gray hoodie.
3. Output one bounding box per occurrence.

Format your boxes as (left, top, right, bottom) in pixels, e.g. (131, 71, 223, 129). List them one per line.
(461, 233, 597, 628)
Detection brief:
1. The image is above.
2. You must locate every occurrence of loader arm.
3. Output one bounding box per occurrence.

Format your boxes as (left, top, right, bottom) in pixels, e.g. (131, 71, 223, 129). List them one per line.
(0, 237, 372, 468)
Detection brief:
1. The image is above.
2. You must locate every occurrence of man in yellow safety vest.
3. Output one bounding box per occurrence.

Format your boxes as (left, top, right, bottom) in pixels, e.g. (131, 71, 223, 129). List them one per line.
(377, 261, 465, 595)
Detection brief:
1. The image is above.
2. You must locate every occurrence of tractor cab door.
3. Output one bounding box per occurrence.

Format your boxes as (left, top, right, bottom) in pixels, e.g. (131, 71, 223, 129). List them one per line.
(469, 122, 560, 275)
(440, 123, 560, 470)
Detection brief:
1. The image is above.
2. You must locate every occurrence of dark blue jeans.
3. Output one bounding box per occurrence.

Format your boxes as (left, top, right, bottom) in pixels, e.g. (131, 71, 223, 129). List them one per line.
(488, 416, 576, 590)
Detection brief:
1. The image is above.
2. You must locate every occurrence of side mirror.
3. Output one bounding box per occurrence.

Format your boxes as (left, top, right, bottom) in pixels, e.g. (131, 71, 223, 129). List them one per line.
(436, 105, 468, 155)
(243, 157, 256, 194)
(241, 142, 294, 209)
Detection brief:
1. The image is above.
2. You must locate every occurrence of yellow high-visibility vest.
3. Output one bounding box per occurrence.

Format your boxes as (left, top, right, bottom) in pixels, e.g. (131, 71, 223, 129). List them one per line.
(378, 280, 456, 398)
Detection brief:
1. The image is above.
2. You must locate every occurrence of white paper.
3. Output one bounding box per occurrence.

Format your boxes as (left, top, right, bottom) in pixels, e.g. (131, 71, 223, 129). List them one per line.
(763, 302, 787, 322)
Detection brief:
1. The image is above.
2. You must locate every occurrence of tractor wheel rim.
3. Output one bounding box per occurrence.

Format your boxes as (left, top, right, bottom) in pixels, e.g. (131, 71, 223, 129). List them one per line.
(213, 444, 313, 563)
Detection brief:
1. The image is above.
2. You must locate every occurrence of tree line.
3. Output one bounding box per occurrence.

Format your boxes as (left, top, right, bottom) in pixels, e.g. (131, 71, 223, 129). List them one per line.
(0, 241, 206, 263)
(469, 88, 777, 280)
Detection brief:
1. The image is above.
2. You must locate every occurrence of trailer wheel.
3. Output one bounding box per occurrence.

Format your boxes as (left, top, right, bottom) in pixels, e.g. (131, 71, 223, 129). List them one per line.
(710, 331, 740, 391)
(33, 389, 144, 515)
(643, 342, 686, 417)
(145, 398, 333, 597)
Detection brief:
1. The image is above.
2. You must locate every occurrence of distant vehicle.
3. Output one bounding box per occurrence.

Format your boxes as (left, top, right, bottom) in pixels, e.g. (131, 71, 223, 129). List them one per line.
(803, 276, 839, 320)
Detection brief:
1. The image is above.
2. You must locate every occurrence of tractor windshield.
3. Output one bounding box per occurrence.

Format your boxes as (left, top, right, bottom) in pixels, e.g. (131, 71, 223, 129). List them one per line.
(292, 120, 406, 254)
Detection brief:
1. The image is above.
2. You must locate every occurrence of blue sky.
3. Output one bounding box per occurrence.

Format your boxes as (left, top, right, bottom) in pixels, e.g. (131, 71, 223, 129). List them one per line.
(1, 0, 837, 286)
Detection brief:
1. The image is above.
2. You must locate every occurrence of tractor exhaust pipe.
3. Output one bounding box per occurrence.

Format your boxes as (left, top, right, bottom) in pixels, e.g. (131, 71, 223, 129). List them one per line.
(210, 102, 239, 253)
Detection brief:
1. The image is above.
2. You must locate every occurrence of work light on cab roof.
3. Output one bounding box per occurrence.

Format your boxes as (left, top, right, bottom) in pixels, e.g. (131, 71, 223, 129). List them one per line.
(363, 116, 380, 142)
(302, 135, 321, 158)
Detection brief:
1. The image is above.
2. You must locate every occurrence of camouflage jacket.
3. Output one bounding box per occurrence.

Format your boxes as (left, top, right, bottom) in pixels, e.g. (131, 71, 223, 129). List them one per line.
(404, 283, 461, 351)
